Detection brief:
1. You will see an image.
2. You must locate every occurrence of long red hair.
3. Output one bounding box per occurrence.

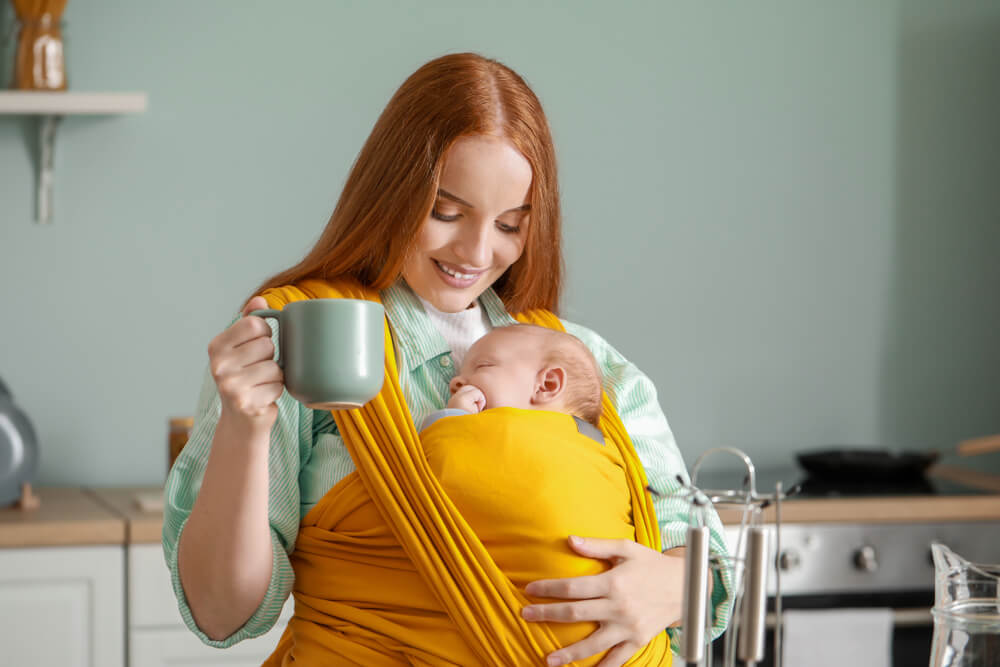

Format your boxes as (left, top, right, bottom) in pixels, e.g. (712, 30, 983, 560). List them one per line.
(250, 52, 563, 314)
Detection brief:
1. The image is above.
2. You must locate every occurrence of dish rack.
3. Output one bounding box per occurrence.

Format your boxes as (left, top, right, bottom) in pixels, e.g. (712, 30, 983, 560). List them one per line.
(678, 447, 797, 667)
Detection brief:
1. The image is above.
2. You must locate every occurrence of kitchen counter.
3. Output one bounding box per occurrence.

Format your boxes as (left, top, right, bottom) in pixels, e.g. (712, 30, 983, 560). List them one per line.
(695, 463, 1000, 524)
(88, 486, 165, 543)
(0, 487, 125, 547)
(715, 493, 1000, 524)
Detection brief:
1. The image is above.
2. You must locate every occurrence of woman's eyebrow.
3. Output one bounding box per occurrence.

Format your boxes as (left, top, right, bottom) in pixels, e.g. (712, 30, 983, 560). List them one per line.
(437, 188, 531, 213)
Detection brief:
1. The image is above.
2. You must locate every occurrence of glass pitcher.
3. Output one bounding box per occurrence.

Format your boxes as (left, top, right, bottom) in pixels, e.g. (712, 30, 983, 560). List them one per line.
(930, 542, 1000, 666)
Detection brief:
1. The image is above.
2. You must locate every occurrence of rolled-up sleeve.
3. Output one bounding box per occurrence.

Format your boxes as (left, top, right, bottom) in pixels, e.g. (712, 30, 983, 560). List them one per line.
(563, 320, 734, 647)
(162, 316, 311, 647)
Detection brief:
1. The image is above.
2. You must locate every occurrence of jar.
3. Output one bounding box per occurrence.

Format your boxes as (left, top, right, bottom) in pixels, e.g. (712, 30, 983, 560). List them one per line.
(11, 1, 69, 90)
(168, 417, 194, 471)
(930, 542, 1000, 666)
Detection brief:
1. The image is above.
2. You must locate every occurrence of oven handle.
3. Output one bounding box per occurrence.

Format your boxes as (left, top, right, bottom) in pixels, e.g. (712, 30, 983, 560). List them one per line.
(766, 607, 932, 629)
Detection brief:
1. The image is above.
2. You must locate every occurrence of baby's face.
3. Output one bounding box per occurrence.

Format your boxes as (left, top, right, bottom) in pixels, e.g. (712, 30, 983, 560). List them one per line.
(449, 327, 545, 411)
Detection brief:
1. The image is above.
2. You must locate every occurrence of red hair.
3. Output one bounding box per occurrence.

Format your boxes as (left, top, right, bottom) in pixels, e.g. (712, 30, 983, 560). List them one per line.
(250, 53, 563, 314)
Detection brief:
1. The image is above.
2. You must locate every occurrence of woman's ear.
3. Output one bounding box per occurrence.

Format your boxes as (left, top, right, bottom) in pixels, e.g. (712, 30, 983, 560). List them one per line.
(532, 366, 566, 406)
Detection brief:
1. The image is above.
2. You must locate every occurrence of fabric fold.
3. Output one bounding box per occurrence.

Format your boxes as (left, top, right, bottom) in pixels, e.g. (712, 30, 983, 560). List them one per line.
(261, 278, 672, 666)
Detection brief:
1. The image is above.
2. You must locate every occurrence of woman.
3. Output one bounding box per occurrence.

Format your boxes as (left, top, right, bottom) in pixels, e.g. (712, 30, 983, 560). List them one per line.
(164, 52, 732, 666)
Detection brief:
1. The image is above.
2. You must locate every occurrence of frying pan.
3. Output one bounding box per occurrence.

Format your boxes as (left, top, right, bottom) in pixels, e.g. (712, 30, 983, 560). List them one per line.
(797, 434, 1000, 481)
(797, 448, 938, 481)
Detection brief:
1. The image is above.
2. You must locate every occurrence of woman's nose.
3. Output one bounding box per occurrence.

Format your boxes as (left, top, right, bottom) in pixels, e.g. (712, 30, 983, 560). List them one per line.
(449, 376, 464, 394)
(454, 221, 491, 267)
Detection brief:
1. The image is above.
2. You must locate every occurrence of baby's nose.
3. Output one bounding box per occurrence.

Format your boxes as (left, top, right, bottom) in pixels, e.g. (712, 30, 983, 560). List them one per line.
(449, 376, 465, 394)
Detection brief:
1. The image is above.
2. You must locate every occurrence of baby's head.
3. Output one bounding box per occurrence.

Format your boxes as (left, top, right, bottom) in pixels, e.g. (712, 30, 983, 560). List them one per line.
(449, 324, 603, 426)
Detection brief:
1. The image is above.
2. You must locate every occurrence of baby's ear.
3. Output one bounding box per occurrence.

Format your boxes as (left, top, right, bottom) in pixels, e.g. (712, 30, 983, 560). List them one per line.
(532, 366, 566, 405)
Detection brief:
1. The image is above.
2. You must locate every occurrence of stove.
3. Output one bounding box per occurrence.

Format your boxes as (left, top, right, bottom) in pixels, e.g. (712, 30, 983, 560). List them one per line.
(696, 466, 1000, 666)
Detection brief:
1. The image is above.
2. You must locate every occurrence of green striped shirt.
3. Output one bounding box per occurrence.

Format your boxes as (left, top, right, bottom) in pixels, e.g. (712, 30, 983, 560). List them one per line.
(163, 280, 733, 652)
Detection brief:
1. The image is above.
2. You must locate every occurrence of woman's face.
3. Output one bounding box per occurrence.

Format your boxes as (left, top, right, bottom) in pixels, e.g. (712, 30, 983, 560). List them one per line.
(402, 134, 532, 313)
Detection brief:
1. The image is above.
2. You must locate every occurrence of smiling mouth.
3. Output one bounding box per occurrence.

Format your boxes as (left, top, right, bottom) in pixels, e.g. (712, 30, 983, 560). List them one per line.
(434, 260, 483, 281)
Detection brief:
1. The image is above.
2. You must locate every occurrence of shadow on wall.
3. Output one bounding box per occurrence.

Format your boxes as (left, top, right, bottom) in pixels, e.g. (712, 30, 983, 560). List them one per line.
(0, 4, 53, 219)
(0, 3, 11, 88)
(880, 4, 1000, 464)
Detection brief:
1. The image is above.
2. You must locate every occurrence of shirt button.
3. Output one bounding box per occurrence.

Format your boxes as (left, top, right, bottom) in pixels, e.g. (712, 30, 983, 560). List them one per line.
(440, 357, 452, 368)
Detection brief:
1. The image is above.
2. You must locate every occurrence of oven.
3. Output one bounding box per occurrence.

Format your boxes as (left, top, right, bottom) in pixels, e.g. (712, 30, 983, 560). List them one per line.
(697, 468, 1000, 667)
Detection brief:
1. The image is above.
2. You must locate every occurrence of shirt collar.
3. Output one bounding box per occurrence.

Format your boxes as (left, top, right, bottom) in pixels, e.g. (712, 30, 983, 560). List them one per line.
(380, 279, 517, 374)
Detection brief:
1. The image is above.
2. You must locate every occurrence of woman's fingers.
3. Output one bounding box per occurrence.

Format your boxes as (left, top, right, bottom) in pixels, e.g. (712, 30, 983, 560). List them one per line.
(543, 626, 628, 667)
(594, 642, 638, 667)
(208, 298, 284, 427)
(566, 536, 637, 563)
(240, 358, 283, 387)
(524, 572, 607, 600)
(210, 316, 272, 365)
(241, 296, 269, 317)
(215, 359, 282, 394)
(224, 336, 276, 373)
(223, 380, 284, 417)
(522, 598, 609, 623)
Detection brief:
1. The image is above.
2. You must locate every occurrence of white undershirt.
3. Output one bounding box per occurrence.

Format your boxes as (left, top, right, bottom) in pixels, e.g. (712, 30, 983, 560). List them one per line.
(417, 296, 493, 369)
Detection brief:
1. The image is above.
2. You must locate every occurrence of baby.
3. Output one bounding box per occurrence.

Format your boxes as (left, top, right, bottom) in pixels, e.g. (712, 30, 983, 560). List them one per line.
(417, 324, 636, 660)
(420, 323, 604, 440)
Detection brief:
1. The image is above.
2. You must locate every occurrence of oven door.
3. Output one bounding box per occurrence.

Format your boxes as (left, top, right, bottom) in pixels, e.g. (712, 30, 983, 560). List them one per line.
(711, 591, 933, 667)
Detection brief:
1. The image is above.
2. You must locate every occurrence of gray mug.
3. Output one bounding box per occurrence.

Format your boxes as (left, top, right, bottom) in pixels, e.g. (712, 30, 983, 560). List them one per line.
(250, 299, 385, 410)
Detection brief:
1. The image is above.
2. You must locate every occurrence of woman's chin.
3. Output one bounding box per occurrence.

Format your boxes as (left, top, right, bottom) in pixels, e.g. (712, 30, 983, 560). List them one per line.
(424, 284, 484, 312)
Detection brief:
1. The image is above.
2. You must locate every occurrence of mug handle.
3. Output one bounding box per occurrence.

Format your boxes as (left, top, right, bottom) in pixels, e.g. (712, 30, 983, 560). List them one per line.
(247, 309, 283, 368)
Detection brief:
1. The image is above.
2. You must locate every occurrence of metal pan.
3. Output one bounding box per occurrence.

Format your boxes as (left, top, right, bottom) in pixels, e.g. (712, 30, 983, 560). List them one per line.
(797, 435, 1000, 482)
(796, 448, 939, 481)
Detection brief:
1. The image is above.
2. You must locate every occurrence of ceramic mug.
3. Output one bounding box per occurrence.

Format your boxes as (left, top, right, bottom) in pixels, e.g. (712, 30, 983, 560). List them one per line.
(250, 299, 385, 410)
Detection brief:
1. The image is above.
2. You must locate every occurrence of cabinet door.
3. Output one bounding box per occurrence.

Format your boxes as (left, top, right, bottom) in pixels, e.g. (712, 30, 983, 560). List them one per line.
(131, 624, 288, 667)
(129, 542, 294, 626)
(129, 542, 293, 667)
(0, 545, 124, 667)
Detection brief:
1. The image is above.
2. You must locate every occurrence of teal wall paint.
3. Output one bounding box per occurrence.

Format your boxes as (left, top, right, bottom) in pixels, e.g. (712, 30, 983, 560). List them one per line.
(1, 1, 998, 486)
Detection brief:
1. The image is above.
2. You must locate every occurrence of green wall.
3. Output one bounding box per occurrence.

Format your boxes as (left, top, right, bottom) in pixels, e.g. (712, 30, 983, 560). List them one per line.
(1, 1, 998, 486)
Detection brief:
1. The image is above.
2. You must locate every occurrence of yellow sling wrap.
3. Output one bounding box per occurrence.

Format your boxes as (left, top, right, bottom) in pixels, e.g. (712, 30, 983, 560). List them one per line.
(260, 278, 672, 666)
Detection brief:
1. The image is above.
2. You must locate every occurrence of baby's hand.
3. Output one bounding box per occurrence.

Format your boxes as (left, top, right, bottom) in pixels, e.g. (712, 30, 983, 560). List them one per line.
(448, 385, 487, 413)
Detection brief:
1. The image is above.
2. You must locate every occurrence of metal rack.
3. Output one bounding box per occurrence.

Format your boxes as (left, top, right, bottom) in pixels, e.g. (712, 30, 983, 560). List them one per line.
(678, 447, 799, 667)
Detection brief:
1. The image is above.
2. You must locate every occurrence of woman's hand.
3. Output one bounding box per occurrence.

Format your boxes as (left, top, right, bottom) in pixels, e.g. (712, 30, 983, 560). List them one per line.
(207, 296, 285, 432)
(521, 536, 686, 667)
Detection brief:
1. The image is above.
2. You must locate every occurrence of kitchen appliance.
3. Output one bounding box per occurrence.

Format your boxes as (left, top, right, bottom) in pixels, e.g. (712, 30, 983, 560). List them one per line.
(0, 375, 39, 506)
(696, 466, 1000, 667)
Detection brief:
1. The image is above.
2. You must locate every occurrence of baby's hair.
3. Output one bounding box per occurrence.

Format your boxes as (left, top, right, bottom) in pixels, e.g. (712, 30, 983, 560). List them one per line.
(506, 324, 603, 427)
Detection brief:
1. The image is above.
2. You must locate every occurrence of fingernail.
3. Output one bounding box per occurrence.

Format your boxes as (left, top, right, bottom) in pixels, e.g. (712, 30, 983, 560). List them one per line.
(569, 535, 582, 546)
(547, 654, 563, 666)
(521, 606, 537, 620)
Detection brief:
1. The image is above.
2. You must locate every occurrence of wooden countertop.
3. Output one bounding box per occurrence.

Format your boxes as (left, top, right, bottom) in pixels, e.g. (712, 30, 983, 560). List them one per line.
(87, 486, 165, 544)
(0, 487, 125, 548)
(717, 493, 1000, 525)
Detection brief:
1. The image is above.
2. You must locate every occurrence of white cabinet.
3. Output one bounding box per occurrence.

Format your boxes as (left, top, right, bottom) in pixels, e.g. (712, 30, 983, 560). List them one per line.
(0, 545, 125, 667)
(131, 624, 291, 667)
(128, 543, 293, 667)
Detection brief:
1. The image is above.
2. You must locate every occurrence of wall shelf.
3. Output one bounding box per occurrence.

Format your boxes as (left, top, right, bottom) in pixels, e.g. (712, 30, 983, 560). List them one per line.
(0, 91, 148, 224)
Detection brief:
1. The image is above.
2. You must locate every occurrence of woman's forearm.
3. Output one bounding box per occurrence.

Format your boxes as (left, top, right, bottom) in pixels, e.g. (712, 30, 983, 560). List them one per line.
(178, 412, 274, 641)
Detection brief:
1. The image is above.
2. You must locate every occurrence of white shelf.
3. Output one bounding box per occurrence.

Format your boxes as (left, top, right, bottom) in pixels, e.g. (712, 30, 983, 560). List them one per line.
(0, 90, 149, 224)
(0, 91, 147, 115)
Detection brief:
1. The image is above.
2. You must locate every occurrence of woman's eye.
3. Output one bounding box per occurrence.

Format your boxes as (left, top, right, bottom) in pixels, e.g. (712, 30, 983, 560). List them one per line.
(496, 221, 521, 234)
(431, 208, 460, 222)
